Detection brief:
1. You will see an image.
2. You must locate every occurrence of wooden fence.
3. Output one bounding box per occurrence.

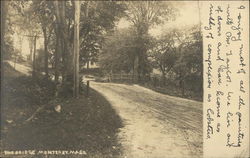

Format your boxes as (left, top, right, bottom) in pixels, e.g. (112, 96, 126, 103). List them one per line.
(108, 73, 165, 87)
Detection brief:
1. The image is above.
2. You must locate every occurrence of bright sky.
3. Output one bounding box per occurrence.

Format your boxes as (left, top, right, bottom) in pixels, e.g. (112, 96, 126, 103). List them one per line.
(16, 1, 200, 57)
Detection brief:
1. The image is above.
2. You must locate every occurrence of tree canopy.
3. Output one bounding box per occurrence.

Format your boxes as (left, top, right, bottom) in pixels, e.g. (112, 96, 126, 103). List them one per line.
(3, 1, 202, 98)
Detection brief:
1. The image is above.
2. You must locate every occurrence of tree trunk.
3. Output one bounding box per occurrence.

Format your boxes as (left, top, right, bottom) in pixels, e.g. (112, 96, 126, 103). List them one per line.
(54, 1, 73, 87)
(1, 1, 8, 58)
(54, 26, 60, 84)
(135, 23, 149, 82)
(159, 64, 166, 86)
(73, 0, 80, 97)
(62, 2, 73, 84)
(43, 27, 49, 79)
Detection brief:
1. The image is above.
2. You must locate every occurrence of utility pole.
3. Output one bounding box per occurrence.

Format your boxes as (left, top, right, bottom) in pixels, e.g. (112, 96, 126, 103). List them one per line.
(73, 1, 80, 97)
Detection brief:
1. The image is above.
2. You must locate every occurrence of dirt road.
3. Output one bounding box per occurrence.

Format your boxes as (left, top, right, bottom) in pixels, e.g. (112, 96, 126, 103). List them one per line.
(6, 61, 32, 75)
(91, 82, 203, 158)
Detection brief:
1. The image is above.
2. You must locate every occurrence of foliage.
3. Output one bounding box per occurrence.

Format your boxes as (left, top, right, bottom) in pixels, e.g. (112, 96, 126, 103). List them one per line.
(79, 1, 126, 66)
(1, 0, 31, 60)
(2, 36, 15, 60)
(3, 0, 202, 98)
(124, 1, 178, 33)
(172, 26, 203, 93)
(123, 1, 178, 78)
(151, 25, 203, 95)
(99, 28, 138, 73)
(29, 0, 55, 77)
(149, 30, 178, 80)
(102, 25, 203, 99)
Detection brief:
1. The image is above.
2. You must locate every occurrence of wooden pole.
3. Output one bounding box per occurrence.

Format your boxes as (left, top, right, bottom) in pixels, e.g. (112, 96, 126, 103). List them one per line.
(86, 81, 89, 97)
(73, 1, 80, 97)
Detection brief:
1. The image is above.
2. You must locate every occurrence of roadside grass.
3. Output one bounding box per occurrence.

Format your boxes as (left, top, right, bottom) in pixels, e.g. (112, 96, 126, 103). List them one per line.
(1, 63, 123, 158)
(138, 82, 203, 102)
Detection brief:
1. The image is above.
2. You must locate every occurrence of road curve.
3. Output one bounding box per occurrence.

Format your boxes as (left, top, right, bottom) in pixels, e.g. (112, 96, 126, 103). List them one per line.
(91, 82, 203, 158)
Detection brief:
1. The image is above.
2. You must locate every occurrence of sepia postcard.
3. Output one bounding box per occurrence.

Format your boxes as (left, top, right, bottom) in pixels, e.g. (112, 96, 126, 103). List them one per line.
(0, 0, 249, 158)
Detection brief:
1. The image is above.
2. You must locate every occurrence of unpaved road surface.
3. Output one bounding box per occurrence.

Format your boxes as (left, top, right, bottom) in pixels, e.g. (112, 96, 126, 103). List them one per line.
(91, 82, 203, 158)
(6, 61, 32, 75)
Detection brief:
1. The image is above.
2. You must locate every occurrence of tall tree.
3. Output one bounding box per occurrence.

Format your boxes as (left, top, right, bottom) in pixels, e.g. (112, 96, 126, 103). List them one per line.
(53, 1, 73, 85)
(124, 1, 177, 80)
(1, 1, 8, 59)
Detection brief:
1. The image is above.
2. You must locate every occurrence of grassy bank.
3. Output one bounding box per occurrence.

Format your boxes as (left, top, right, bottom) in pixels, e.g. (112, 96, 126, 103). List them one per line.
(138, 82, 203, 101)
(1, 63, 123, 158)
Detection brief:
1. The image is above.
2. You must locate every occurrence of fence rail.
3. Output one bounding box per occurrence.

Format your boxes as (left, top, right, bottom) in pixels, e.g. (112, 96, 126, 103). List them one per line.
(108, 73, 165, 86)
